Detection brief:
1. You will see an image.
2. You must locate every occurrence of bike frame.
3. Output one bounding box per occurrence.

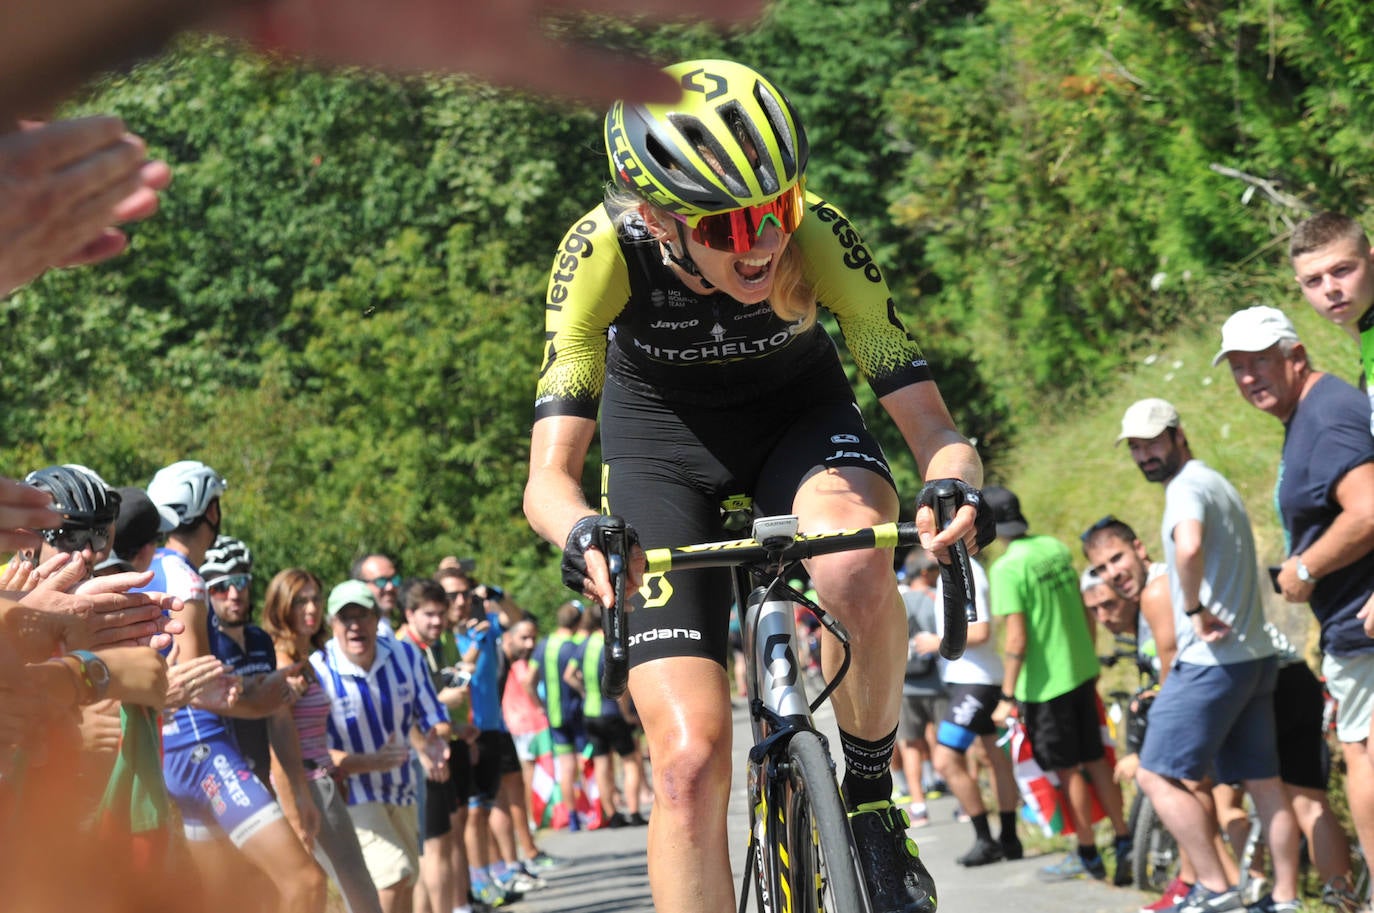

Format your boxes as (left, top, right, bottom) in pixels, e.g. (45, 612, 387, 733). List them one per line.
(596, 485, 975, 913)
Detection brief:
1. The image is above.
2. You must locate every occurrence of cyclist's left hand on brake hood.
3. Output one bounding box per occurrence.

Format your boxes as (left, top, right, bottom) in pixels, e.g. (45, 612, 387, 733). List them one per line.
(914, 479, 995, 560)
(561, 515, 645, 609)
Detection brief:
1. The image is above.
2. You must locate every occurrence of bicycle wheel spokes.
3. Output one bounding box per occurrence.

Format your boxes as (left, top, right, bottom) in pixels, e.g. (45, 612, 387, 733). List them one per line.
(779, 732, 874, 913)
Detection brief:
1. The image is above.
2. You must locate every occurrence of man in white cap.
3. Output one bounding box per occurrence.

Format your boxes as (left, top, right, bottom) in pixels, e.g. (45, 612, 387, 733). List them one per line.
(314, 579, 451, 913)
(1117, 397, 1299, 913)
(1217, 305, 1374, 908)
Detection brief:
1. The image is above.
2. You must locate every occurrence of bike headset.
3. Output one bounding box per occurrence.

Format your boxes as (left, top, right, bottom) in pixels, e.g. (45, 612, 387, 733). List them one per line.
(146, 460, 227, 529)
(604, 58, 810, 287)
(24, 464, 121, 532)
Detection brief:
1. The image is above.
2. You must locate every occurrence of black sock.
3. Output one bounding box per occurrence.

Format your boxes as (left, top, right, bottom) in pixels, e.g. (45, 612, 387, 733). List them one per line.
(1078, 844, 1102, 863)
(971, 812, 992, 841)
(839, 726, 896, 808)
(999, 811, 1018, 840)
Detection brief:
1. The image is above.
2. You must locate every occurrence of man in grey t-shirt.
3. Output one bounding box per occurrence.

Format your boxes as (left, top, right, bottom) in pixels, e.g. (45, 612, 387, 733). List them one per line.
(1119, 398, 1299, 913)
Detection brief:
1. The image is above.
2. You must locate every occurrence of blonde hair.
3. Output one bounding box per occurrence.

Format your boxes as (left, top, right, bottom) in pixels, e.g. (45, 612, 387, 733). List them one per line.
(604, 186, 817, 332)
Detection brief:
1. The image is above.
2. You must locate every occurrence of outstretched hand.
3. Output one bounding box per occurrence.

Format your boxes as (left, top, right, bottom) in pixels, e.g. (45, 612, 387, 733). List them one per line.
(0, 117, 171, 298)
(218, 0, 767, 106)
(0, 477, 62, 553)
(4, 556, 184, 661)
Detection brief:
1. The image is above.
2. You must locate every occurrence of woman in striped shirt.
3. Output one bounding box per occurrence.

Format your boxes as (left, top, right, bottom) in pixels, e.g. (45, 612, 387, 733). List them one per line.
(264, 568, 384, 913)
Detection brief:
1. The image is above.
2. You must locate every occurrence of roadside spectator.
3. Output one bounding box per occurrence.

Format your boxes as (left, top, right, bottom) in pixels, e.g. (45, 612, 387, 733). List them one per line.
(1217, 307, 1374, 909)
(446, 569, 537, 905)
(500, 615, 549, 816)
(314, 580, 450, 913)
(148, 461, 326, 913)
(896, 551, 944, 826)
(574, 603, 648, 828)
(397, 577, 477, 913)
(354, 552, 402, 635)
(910, 553, 1021, 867)
(529, 600, 588, 830)
(1119, 397, 1301, 913)
(96, 484, 179, 575)
(18, 464, 121, 576)
(1288, 212, 1374, 429)
(261, 567, 383, 913)
(984, 485, 1131, 883)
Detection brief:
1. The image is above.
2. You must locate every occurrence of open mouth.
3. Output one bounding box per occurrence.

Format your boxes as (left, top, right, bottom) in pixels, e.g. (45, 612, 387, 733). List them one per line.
(734, 253, 774, 286)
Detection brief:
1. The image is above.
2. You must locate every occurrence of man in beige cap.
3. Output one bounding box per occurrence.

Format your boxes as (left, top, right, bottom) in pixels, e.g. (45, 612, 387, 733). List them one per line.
(1118, 398, 1299, 913)
(1218, 305, 1374, 908)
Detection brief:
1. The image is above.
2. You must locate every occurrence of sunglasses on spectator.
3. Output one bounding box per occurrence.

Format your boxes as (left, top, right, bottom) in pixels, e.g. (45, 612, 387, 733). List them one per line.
(41, 526, 110, 553)
(447, 588, 471, 602)
(672, 180, 807, 254)
(368, 575, 402, 589)
(1079, 514, 1119, 543)
(207, 573, 252, 593)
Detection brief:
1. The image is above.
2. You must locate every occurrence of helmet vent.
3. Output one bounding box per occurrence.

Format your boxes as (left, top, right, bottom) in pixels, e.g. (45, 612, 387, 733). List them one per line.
(718, 102, 778, 196)
(754, 83, 801, 184)
(668, 114, 749, 198)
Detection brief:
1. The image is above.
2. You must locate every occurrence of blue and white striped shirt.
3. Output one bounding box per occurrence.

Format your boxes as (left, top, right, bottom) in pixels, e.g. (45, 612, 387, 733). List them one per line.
(312, 636, 448, 807)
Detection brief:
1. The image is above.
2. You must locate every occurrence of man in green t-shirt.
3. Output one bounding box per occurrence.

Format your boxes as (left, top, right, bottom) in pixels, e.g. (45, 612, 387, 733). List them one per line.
(984, 485, 1131, 884)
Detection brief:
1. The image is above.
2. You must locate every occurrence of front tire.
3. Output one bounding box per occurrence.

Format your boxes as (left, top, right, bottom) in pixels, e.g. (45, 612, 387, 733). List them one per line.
(779, 731, 875, 913)
(1132, 793, 1180, 893)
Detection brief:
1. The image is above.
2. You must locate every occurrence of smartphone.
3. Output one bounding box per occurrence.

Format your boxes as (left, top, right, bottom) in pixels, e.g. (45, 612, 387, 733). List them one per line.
(1267, 565, 1282, 594)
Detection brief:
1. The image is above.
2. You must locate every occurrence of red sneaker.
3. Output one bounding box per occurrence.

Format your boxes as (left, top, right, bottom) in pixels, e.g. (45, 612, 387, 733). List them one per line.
(1140, 877, 1193, 913)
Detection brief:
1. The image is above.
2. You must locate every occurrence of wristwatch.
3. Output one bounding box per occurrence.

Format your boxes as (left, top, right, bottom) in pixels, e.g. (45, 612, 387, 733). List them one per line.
(1295, 556, 1316, 584)
(69, 650, 111, 705)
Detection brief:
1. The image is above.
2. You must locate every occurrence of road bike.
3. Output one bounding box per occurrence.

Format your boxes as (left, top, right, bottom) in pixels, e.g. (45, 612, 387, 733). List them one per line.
(595, 483, 975, 913)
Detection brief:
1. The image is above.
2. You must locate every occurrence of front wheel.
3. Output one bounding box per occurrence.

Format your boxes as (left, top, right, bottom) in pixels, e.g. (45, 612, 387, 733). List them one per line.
(777, 730, 875, 913)
(1132, 793, 1180, 893)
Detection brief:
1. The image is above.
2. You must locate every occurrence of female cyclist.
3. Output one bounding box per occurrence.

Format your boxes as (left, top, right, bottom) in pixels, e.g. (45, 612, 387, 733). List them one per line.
(523, 59, 992, 913)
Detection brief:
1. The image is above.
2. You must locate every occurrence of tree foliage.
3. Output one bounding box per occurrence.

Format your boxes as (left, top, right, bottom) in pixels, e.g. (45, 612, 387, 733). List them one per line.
(7, 1, 1374, 616)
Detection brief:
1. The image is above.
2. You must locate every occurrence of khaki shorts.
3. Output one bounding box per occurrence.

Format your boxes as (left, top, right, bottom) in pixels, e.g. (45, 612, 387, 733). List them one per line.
(1322, 652, 1374, 743)
(350, 801, 420, 891)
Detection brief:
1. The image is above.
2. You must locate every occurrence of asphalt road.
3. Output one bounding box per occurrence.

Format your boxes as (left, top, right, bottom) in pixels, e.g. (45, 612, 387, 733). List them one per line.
(516, 699, 1151, 913)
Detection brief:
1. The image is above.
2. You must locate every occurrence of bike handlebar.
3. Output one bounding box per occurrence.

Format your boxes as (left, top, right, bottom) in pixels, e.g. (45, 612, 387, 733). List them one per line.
(599, 516, 631, 700)
(930, 480, 974, 661)
(597, 512, 977, 696)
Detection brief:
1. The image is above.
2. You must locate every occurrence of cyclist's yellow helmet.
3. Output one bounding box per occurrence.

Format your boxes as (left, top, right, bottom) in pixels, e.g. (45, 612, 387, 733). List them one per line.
(605, 59, 809, 219)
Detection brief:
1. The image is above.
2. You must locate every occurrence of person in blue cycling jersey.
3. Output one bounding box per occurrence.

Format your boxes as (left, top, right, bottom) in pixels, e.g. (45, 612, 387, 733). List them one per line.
(146, 461, 326, 913)
(523, 58, 992, 913)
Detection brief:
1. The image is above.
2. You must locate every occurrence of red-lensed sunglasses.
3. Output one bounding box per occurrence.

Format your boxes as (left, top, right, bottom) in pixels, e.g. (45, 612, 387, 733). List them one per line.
(674, 180, 807, 254)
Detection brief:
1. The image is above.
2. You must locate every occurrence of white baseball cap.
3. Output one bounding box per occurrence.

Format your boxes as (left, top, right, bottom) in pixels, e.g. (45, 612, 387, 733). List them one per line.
(1211, 306, 1300, 366)
(1116, 398, 1180, 444)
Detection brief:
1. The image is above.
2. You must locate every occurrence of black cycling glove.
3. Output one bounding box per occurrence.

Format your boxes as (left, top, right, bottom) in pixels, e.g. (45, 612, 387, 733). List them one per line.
(561, 514, 641, 594)
(916, 479, 996, 550)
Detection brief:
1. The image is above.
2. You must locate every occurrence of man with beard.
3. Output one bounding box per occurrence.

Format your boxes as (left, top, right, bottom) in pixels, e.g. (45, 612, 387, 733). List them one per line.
(200, 536, 311, 805)
(1118, 399, 1300, 913)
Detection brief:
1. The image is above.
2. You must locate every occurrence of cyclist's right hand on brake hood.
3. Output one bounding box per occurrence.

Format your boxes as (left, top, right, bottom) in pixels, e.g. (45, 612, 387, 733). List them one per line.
(914, 479, 996, 560)
(561, 515, 645, 610)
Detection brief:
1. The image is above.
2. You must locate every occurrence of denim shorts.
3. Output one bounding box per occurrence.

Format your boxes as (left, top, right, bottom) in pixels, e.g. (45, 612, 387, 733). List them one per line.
(1140, 655, 1278, 783)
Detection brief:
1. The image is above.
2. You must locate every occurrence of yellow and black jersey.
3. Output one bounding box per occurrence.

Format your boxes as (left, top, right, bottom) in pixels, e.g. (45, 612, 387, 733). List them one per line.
(534, 191, 933, 420)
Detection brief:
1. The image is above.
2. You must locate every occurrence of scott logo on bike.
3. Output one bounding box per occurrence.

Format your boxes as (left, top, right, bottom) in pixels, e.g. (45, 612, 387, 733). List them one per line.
(763, 633, 798, 686)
